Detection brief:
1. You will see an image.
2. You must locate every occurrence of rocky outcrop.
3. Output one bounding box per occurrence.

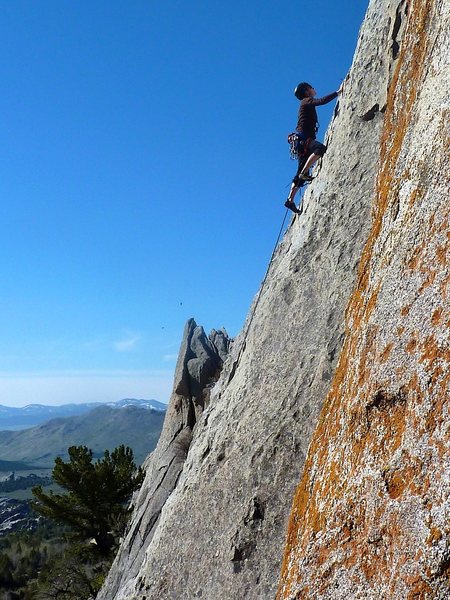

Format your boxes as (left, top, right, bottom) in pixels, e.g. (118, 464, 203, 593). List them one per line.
(0, 498, 40, 534)
(97, 319, 230, 600)
(278, 0, 450, 598)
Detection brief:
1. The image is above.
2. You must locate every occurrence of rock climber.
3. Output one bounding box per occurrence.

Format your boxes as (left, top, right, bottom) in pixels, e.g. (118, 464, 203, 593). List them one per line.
(284, 82, 343, 214)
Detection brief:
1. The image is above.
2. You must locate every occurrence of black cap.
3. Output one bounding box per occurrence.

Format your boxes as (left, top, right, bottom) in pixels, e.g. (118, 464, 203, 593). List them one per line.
(294, 82, 312, 100)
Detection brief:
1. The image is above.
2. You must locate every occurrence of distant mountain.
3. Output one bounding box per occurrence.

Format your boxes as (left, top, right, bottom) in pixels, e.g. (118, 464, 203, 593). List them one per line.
(0, 459, 42, 471)
(0, 405, 165, 468)
(0, 398, 167, 430)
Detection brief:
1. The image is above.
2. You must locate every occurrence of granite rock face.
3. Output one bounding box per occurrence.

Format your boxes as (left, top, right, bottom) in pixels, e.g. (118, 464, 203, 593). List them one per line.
(98, 2, 399, 599)
(278, 0, 450, 598)
(97, 319, 230, 600)
(97, 0, 448, 598)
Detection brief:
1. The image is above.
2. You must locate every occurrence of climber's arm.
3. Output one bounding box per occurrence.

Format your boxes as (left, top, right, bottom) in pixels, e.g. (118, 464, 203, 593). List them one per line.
(310, 91, 339, 106)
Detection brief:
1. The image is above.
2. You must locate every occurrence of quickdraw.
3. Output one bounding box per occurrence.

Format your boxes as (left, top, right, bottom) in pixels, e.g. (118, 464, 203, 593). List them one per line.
(287, 131, 311, 161)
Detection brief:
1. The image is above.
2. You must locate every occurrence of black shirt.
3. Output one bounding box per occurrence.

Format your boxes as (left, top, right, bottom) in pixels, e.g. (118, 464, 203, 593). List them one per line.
(296, 92, 338, 139)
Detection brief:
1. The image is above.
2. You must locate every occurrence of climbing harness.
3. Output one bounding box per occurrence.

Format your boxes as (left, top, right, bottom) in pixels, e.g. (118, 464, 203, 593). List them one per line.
(227, 188, 306, 384)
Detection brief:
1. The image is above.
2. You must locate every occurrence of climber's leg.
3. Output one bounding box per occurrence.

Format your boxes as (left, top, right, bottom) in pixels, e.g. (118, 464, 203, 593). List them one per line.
(300, 153, 321, 176)
(286, 155, 308, 204)
(286, 181, 300, 204)
(300, 141, 328, 178)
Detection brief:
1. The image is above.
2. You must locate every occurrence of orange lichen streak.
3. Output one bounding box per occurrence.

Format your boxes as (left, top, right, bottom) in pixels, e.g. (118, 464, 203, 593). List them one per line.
(277, 0, 449, 598)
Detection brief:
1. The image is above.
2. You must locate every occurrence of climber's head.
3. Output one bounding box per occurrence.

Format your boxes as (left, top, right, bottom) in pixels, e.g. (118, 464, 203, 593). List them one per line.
(294, 83, 316, 100)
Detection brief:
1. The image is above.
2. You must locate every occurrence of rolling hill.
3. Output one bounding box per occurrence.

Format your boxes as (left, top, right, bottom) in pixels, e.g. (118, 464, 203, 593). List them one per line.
(0, 398, 166, 430)
(0, 405, 165, 468)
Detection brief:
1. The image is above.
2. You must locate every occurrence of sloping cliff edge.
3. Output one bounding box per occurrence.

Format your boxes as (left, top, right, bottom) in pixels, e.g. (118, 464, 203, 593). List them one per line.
(278, 0, 449, 598)
(99, 0, 449, 598)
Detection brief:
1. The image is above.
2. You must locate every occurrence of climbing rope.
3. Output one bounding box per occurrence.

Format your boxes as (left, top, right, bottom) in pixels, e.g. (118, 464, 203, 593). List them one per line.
(227, 191, 305, 383)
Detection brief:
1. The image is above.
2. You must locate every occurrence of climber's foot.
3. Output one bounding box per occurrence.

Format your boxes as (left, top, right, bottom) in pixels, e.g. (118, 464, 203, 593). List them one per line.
(284, 200, 301, 214)
(299, 173, 314, 182)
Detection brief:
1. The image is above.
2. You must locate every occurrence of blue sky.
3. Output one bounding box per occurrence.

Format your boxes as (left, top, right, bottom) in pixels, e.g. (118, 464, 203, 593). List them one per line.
(0, 0, 368, 406)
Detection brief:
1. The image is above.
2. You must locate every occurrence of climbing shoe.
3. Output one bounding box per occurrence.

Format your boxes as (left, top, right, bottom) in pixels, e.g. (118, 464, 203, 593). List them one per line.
(284, 200, 301, 214)
(299, 173, 314, 182)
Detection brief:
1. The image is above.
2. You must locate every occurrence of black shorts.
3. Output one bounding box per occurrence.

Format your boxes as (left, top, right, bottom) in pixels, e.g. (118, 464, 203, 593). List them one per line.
(307, 139, 327, 156)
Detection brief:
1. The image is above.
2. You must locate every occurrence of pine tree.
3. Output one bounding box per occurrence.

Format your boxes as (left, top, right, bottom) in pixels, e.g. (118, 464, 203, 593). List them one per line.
(32, 445, 144, 554)
(0, 552, 14, 586)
